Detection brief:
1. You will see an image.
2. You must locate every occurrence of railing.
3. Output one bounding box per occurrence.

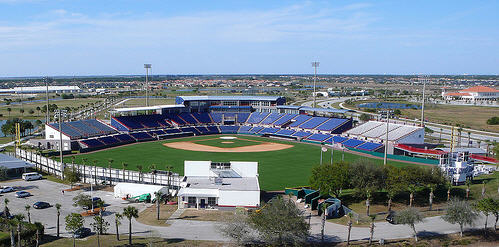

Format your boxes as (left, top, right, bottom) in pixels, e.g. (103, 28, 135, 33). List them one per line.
(14, 148, 180, 187)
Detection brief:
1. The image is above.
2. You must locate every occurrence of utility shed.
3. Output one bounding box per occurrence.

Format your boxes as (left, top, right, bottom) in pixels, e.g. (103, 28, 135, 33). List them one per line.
(178, 161, 260, 209)
(113, 183, 169, 198)
(0, 153, 33, 177)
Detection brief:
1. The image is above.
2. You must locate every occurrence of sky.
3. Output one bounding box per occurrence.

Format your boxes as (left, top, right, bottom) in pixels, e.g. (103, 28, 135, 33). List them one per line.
(0, 0, 498, 76)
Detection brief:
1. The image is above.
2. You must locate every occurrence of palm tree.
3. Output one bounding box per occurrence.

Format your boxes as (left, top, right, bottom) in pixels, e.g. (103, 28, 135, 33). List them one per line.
(320, 202, 330, 242)
(165, 165, 173, 191)
(387, 189, 396, 212)
(439, 128, 443, 142)
(447, 181, 452, 201)
(366, 189, 372, 216)
(408, 184, 417, 207)
(123, 206, 139, 245)
(137, 165, 143, 182)
(428, 184, 435, 211)
(108, 158, 114, 186)
(19, 108, 24, 117)
(93, 160, 98, 185)
(13, 214, 25, 247)
(55, 203, 61, 237)
(346, 212, 353, 245)
(7, 107, 11, 117)
(467, 132, 471, 147)
(7, 216, 17, 247)
(369, 214, 376, 245)
(4, 198, 10, 219)
(122, 162, 128, 182)
(149, 164, 157, 184)
(25, 205, 31, 223)
(34, 222, 43, 247)
(465, 180, 471, 199)
(154, 191, 163, 220)
(115, 213, 123, 241)
(36, 106, 41, 116)
(82, 158, 88, 184)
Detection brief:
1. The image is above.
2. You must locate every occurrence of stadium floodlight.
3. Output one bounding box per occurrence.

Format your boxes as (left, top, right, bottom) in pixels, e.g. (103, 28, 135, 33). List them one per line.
(311, 61, 320, 109)
(419, 75, 429, 127)
(144, 64, 152, 107)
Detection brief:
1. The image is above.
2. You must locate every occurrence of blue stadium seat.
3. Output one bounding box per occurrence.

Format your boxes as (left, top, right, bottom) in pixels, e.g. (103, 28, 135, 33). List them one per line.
(289, 115, 312, 127)
(292, 131, 312, 138)
(332, 136, 348, 143)
(220, 125, 239, 134)
(273, 114, 297, 126)
(238, 126, 252, 134)
(80, 139, 105, 148)
(97, 136, 120, 145)
(306, 133, 331, 142)
(192, 113, 213, 124)
(249, 126, 264, 133)
(356, 142, 383, 151)
(342, 139, 364, 148)
(299, 117, 329, 129)
(246, 112, 270, 124)
(130, 132, 154, 141)
(236, 113, 250, 123)
(315, 118, 349, 131)
(260, 127, 279, 134)
(113, 134, 135, 143)
(210, 113, 223, 123)
(179, 113, 199, 124)
(260, 113, 284, 125)
(275, 129, 295, 136)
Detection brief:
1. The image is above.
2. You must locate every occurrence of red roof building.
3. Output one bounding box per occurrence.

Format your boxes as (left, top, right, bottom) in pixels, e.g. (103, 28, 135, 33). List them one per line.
(442, 86, 499, 101)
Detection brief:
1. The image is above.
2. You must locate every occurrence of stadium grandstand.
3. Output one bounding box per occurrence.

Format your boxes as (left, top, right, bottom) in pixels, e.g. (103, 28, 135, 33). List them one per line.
(33, 95, 389, 153)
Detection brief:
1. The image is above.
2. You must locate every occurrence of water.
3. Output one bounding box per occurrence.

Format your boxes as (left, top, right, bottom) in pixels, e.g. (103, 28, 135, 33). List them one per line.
(357, 102, 421, 109)
(0, 119, 44, 137)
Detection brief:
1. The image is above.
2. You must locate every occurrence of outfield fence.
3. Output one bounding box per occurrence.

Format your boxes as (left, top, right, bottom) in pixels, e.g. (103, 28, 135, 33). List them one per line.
(13, 148, 181, 188)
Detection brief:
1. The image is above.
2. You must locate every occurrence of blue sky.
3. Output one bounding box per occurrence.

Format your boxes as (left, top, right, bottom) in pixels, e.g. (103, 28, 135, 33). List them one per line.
(0, 0, 498, 76)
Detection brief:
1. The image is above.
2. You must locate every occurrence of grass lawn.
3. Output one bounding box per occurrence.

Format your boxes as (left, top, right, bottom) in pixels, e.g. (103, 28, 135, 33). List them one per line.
(0, 136, 13, 144)
(179, 209, 235, 221)
(193, 137, 261, 148)
(137, 204, 177, 227)
(0, 98, 103, 119)
(40, 234, 228, 247)
(66, 135, 424, 191)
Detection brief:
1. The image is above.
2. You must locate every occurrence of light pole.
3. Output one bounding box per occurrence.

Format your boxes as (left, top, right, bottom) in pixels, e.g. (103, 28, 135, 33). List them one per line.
(383, 110, 390, 166)
(44, 77, 50, 123)
(420, 75, 428, 127)
(311, 62, 320, 109)
(144, 64, 152, 107)
(57, 109, 66, 179)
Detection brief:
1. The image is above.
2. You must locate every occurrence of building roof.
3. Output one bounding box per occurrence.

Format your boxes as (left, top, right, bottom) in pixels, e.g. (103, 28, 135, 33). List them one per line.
(177, 95, 283, 101)
(0, 154, 34, 169)
(445, 92, 471, 96)
(276, 105, 302, 110)
(110, 104, 185, 113)
(460, 86, 499, 93)
(436, 147, 486, 154)
(184, 176, 260, 191)
(299, 107, 350, 114)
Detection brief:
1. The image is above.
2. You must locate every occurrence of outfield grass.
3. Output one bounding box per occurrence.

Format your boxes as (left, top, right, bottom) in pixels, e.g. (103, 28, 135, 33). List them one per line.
(193, 137, 261, 148)
(67, 135, 423, 191)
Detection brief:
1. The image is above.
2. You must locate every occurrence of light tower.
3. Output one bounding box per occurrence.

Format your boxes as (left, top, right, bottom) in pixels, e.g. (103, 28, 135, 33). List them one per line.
(144, 64, 152, 107)
(311, 61, 320, 108)
(419, 75, 428, 127)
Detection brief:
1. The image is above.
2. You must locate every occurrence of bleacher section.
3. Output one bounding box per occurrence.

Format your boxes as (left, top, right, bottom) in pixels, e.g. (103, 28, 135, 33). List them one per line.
(273, 114, 297, 126)
(289, 115, 312, 127)
(179, 113, 199, 125)
(246, 112, 270, 124)
(238, 126, 252, 134)
(341, 139, 364, 148)
(306, 133, 331, 142)
(275, 129, 295, 136)
(299, 117, 329, 129)
(260, 127, 279, 134)
(292, 131, 312, 138)
(130, 132, 154, 141)
(260, 113, 284, 125)
(220, 125, 239, 134)
(316, 118, 349, 132)
(356, 142, 383, 151)
(191, 112, 213, 124)
(248, 126, 264, 134)
(50, 120, 117, 139)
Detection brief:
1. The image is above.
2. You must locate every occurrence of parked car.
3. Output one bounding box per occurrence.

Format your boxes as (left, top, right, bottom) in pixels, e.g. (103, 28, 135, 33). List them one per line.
(385, 211, 397, 224)
(15, 191, 31, 198)
(0, 186, 14, 193)
(74, 227, 91, 238)
(82, 197, 102, 210)
(22, 172, 42, 181)
(33, 202, 51, 209)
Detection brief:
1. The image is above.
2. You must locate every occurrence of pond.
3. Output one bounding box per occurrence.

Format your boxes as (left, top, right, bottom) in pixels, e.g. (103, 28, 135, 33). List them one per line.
(0, 119, 44, 137)
(357, 102, 421, 109)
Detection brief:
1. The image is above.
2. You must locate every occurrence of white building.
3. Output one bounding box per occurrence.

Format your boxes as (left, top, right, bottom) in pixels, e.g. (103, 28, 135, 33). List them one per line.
(442, 86, 499, 101)
(177, 161, 260, 209)
(344, 121, 424, 154)
(0, 86, 81, 94)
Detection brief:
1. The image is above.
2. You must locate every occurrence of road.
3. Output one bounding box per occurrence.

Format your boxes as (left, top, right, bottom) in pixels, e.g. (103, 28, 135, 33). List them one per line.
(0, 179, 491, 243)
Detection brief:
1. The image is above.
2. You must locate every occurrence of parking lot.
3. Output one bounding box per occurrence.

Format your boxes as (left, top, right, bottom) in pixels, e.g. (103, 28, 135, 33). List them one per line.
(0, 178, 149, 238)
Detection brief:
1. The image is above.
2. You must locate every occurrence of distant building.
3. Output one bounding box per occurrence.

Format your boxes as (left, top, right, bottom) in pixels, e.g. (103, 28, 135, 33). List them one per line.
(442, 86, 499, 101)
(0, 86, 81, 94)
(175, 95, 285, 113)
(0, 153, 33, 177)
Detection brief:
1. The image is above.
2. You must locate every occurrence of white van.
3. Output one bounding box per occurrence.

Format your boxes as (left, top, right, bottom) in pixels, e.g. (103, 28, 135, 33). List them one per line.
(22, 172, 42, 181)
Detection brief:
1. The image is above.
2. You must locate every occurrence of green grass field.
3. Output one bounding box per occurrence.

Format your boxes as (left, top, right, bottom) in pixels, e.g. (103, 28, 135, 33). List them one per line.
(66, 135, 424, 191)
(193, 137, 261, 148)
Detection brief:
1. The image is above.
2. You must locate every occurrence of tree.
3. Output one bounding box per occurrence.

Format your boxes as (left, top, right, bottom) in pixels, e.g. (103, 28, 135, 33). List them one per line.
(90, 216, 109, 247)
(25, 205, 31, 223)
(442, 198, 478, 237)
(346, 212, 353, 245)
(29, 109, 35, 115)
(36, 106, 41, 116)
(137, 165, 143, 182)
(320, 202, 330, 242)
(34, 222, 44, 247)
(149, 164, 157, 184)
(72, 193, 92, 209)
(55, 203, 61, 237)
(465, 180, 471, 199)
(428, 184, 436, 211)
(349, 159, 384, 215)
(369, 214, 376, 245)
(64, 167, 81, 189)
(122, 162, 128, 182)
(19, 108, 24, 117)
(6, 108, 11, 117)
(123, 206, 139, 245)
(309, 161, 349, 197)
(408, 184, 417, 207)
(107, 159, 114, 186)
(65, 213, 84, 247)
(394, 207, 423, 242)
(474, 197, 496, 231)
(486, 116, 499, 125)
(114, 213, 123, 241)
(249, 196, 309, 245)
(3, 198, 10, 219)
(154, 191, 163, 220)
(219, 213, 256, 245)
(359, 113, 371, 122)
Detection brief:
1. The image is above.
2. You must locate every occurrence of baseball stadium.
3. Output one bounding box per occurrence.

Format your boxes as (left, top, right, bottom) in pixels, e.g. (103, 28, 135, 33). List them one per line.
(31, 95, 452, 191)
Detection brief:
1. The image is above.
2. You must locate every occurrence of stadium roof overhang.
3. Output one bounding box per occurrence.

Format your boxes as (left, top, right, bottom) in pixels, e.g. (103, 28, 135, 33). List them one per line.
(299, 107, 351, 114)
(110, 104, 185, 113)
